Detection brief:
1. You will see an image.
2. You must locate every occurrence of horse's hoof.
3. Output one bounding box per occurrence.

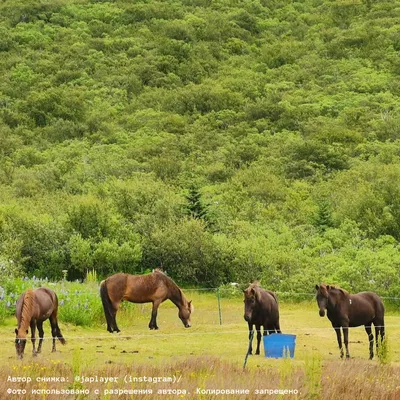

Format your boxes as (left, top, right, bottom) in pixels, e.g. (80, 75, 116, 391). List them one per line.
(32, 353, 37, 357)
(255, 351, 260, 355)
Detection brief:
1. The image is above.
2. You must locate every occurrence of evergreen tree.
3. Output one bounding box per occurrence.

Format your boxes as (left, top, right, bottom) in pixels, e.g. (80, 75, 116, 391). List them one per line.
(315, 199, 333, 232)
(185, 187, 207, 221)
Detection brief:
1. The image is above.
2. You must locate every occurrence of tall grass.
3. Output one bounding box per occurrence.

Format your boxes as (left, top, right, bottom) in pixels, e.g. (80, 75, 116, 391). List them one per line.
(305, 353, 322, 399)
(85, 269, 98, 284)
(377, 335, 391, 365)
(1, 357, 399, 399)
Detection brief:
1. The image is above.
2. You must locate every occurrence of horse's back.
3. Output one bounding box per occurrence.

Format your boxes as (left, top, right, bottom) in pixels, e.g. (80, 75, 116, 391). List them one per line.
(252, 288, 280, 325)
(33, 288, 58, 319)
(105, 271, 168, 303)
(259, 290, 279, 308)
(15, 288, 56, 323)
(124, 272, 169, 303)
(349, 291, 385, 325)
(356, 291, 385, 314)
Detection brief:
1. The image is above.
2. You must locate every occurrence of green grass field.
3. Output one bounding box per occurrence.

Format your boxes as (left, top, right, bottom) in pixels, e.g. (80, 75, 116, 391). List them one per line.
(1, 293, 400, 399)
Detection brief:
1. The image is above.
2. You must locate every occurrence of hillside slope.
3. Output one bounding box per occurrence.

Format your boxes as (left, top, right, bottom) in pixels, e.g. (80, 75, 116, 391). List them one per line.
(1, 0, 400, 293)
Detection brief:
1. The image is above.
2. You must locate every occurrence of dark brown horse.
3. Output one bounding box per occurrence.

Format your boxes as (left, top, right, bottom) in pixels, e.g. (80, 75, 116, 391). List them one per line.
(243, 281, 281, 355)
(15, 288, 66, 359)
(315, 284, 385, 359)
(100, 269, 194, 332)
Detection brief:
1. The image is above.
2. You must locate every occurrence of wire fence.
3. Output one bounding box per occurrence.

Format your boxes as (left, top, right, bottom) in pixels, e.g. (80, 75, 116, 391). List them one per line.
(0, 324, 398, 342)
(182, 287, 400, 301)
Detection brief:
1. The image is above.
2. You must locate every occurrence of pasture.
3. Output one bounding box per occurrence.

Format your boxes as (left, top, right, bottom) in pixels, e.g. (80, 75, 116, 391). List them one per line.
(1, 285, 400, 399)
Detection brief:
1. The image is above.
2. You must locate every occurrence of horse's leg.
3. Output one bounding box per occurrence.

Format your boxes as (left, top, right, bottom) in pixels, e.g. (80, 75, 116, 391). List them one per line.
(365, 325, 374, 360)
(333, 326, 343, 358)
(265, 323, 275, 335)
(248, 322, 253, 355)
(50, 318, 57, 353)
(149, 300, 161, 330)
(37, 321, 44, 354)
(275, 321, 282, 334)
(342, 324, 350, 359)
(111, 301, 121, 333)
(49, 313, 66, 352)
(30, 320, 36, 355)
(255, 324, 262, 355)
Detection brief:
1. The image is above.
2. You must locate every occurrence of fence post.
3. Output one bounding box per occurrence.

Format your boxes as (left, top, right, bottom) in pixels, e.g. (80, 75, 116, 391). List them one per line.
(217, 288, 222, 325)
(243, 330, 254, 369)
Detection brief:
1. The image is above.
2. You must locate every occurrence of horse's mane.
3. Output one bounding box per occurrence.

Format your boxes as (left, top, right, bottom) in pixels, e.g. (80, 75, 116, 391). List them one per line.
(153, 268, 166, 275)
(154, 269, 186, 304)
(326, 285, 349, 297)
(250, 280, 261, 289)
(19, 289, 35, 330)
(245, 281, 278, 303)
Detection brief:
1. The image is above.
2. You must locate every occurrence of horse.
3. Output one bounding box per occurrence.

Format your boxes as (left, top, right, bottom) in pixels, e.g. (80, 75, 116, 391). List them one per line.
(100, 269, 194, 333)
(15, 288, 66, 359)
(243, 281, 281, 355)
(315, 284, 385, 359)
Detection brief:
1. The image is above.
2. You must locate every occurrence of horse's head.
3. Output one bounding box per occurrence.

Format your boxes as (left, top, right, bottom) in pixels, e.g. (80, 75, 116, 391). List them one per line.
(15, 328, 28, 359)
(179, 300, 193, 328)
(243, 285, 259, 322)
(315, 284, 330, 317)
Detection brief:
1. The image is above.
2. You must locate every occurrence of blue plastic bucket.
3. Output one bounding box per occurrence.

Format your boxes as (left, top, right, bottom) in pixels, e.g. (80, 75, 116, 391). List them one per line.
(263, 334, 296, 358)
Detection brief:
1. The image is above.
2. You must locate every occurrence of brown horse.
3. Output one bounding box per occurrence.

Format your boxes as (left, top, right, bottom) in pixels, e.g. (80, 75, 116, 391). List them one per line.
(15, 288, 66, 359)
(100, 269, 194, 332)
(243, 281, 281, 355)
(315, 284, 385, 359)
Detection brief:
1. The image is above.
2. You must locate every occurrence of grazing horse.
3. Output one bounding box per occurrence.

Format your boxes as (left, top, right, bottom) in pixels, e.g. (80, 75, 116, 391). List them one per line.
(100, 269, 194, 333)
(15, 288, 66, 359)
(243, 281, 281, 355)
(315, 284, 385, 359)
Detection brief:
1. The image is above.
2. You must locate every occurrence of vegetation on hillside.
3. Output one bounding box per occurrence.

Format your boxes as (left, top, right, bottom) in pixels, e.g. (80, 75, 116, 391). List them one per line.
(1, 0, 400, 294)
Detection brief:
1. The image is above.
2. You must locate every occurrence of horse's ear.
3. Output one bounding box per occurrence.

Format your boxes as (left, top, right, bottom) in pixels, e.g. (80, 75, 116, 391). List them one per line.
(251, 287, 261, 301)
(250, 288, 256, 295)
(14, 328, 18, 335)
(26, 330, 28, 334)
(326, 285, 331, 291)
(188, 301, 194, 312)
(315, 284, 319, 291)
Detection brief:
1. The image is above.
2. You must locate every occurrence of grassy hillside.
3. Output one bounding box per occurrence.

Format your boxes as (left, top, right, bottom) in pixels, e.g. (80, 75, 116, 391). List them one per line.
(1, 0, 400, 293)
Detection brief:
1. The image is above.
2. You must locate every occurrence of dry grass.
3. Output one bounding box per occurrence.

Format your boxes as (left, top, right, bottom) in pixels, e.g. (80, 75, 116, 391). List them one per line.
(1, 357, 400, 399)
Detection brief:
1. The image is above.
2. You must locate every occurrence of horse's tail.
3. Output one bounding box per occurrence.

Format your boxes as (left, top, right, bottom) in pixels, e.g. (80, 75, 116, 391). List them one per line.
(100, 280, 114, 333)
